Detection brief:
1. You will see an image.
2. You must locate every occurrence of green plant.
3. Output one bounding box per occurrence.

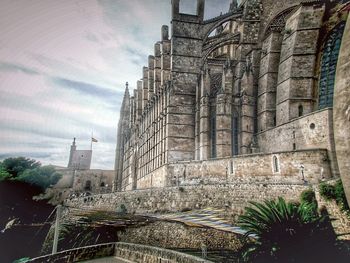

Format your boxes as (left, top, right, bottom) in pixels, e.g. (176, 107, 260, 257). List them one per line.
(319, 180, 350, 214)
(319, 182, 336, 200)
(238, 197, 335, 262)
(2, 157, 40, 178)
(0, 164, 11, 181)
(17, 165, 62, 190)
(300, 189, 316, 204)
(334, 180, 350, 213)
(300, 189, 318, 222)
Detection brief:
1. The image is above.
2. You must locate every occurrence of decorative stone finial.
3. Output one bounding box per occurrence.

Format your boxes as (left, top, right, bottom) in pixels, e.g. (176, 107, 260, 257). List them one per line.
(161, 25, 169, 41)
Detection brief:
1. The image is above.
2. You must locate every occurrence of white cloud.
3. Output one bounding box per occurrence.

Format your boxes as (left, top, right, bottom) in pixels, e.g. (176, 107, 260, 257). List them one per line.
(0, 0, 230, 169)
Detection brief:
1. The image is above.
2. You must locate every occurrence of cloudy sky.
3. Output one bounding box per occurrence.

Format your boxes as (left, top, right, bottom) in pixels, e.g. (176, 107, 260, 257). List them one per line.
(0, 0, 232, 169)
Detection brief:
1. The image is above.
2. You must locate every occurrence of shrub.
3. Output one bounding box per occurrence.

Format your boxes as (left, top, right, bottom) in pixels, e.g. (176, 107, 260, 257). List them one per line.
(334, 180, 350, 213)
(17, 165, 62, 190)
(300, 189, 316, 204)
(319, 180, 350, 214)
(300, 189, 318, 221)
(319, 182, 336, 201)
(0, 164, 11, 181)
(238, 197, 337, 262)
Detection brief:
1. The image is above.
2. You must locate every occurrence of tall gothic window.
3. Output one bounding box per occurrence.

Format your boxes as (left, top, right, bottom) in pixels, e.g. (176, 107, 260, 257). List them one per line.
(298, 105, 303, 117)
(319, 22, 345, 109)
(210, 103, 217, 158)
(209, 73, 221, 159)
(231, 116, 239, 156)
(273, 156, 280, 173)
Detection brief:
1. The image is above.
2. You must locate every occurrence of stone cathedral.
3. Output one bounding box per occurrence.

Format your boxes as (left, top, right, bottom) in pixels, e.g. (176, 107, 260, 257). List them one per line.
(114, 0, 350, 204)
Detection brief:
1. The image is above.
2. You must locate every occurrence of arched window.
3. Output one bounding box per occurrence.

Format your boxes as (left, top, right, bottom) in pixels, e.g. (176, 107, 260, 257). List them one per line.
(84, 180, 92, 191)
(298, 105, 303, 117)
(210, 103, 217, 158)
(319, 22, 345, 109)
(231, 116, 239, 156)
(273, 156, 280, 173)
(230, 160, 234, 174)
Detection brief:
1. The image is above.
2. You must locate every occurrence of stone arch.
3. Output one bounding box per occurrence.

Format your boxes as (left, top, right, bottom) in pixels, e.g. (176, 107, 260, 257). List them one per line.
(263, 6, 297, 39)
(202, 33, 241, 62)
(202, 13, 243, 44)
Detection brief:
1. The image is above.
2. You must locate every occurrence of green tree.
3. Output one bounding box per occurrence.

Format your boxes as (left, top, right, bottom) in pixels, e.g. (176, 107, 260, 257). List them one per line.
(0, 163, 11, 181)
(2, 157, 41, 178)
(238, 197, 336, 262)
(17, 165, 61, 190)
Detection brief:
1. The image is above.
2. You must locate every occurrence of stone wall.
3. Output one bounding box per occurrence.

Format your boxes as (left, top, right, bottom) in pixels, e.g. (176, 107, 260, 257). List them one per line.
(72, 169, 114, 193)
(119, 221, 244, 251)
(29, 243, 115, 263)
(49, 169, 115, 205)
(115, 242, 213, 263)
(29, 242, 214, 263)
(257, 108, 339, 177)
(66, 183, 310, 220)
(134, 148, 330, 189)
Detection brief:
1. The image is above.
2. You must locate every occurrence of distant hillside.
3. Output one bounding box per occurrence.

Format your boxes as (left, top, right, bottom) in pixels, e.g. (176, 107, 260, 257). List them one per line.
(0, 181, 54, 263)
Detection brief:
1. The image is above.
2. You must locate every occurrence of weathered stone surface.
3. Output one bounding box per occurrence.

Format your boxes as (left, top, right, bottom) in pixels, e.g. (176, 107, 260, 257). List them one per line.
(119, 222, 243, 251)
(113, 1, 347, 221)
(333, 13, 350, 205)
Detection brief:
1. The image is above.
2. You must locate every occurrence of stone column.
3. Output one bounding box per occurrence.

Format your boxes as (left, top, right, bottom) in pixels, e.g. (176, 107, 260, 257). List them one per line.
(148, 56, 155, 100)
(166, 2, 204, 162)
(136, 80, 143, 120)
(240, 67, 255, 154)
(276, 4, 325, 125)
(154, 43, 162, 94)
(161, 40, 171, 86)
(258, 32, 283, 131)
(216, 92, 232, 157)
(142, 67, 149, 110)
(199, 95, 210, 160)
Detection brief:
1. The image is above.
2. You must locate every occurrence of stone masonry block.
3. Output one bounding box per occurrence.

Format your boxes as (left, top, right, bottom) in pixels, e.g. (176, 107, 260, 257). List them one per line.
(259, 52, 281, 77)
(280, 30, 319, 62)
(167, 137, 195, 151)
(167, 114, 194, 125)
(171, 71, 198, 93)
(262, 32, 283, 54)
(172, 55, 202, 74)
(172, 38, 202, 57)
(172, 21, 202, 39)
(258, 73, 278, 95)
(289, 78, 314, 98)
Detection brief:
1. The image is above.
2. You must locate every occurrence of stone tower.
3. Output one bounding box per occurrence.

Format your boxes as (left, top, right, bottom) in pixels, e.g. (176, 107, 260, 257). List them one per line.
(67, 138, 92, 170)
(68, 137, 76, 168)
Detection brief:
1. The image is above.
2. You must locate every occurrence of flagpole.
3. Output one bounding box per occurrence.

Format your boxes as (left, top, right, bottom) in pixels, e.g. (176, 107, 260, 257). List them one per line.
(91, 131, 93, 150)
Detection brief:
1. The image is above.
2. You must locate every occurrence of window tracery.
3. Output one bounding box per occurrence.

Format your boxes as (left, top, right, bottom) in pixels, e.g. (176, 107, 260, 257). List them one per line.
(319, 22, 345, 109)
